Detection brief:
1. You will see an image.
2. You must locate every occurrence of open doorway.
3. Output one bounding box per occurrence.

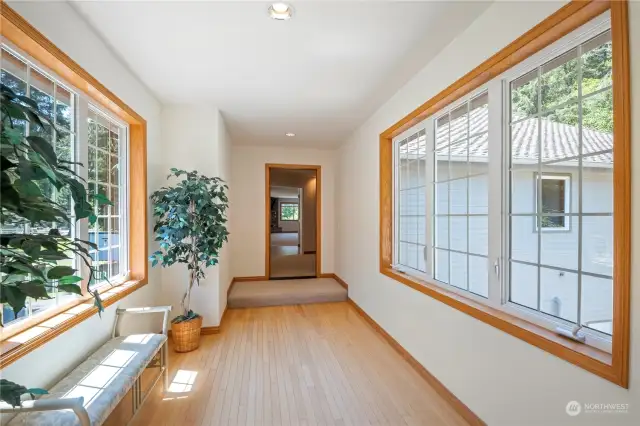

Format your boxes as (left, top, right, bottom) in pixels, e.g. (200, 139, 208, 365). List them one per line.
(265, 164, 320, 279)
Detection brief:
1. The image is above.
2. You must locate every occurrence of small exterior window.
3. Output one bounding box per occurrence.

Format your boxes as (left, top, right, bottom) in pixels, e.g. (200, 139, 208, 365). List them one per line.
(537, 174, 571, 230)
(280, 203, 299, 221)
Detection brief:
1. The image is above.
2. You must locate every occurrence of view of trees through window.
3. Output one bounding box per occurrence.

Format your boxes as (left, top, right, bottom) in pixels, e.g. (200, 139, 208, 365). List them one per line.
(280, 203, 299, 221)
(394, 24, 615, 349)
(509, 29, 614, 336)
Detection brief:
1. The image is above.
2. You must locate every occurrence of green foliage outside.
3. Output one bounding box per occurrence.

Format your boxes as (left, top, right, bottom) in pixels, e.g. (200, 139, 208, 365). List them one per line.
(281, 204, 299, 221)
(150, 169, 229, 323)
(511, 41, 613, 134)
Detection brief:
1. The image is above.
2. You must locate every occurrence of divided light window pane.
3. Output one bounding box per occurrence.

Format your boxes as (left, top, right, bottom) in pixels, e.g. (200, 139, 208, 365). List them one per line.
(433, 92, 489, 297)
(508, 29, 613, 335)
(392, 17, 614, 351)
(397, 129, 427, 273)
(1, 46, 79, 324)
(88, 108, 126, 289)
(1, 45, 129, 326)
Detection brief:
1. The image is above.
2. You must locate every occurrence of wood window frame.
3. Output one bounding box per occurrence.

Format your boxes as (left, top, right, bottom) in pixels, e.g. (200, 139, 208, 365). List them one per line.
(379, 0, 630, 387)
(0, 3, 148, 368)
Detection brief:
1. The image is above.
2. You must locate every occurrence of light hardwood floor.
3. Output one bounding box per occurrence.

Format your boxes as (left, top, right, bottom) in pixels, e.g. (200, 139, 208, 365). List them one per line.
(129, 302, 469, 426)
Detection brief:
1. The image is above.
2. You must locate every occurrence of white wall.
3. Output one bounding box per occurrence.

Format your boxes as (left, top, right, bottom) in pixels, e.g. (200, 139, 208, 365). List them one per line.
(2, 0, 162, 391)
(336, 1, 639, 425)
(157, 106, 232, 326)
(231, 146, 335, 277)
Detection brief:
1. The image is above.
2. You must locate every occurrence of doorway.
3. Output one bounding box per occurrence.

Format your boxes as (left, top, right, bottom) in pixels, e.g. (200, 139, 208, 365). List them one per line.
(265, 164, 321, 279)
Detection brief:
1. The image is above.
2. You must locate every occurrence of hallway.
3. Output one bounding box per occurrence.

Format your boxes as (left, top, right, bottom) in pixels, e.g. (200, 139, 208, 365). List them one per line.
(131, 302, 469, 426)
(270, 232, 316, 278)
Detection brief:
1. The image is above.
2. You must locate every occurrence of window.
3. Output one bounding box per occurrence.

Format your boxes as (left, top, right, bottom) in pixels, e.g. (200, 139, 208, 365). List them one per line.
(392, 16, 614, 352)
(508, 25, 613, 346)
(537, 174, 570, 229)
(0, 42, 129, 324)
(87, 109, 128, 289)
(280, 203, 299, 221)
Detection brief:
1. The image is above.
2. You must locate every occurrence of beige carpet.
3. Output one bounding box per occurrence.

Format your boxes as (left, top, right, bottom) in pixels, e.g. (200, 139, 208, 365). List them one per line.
(228, 278, 347, 309)
(270, 232, 299, 246)
(270, 253, 315, 278)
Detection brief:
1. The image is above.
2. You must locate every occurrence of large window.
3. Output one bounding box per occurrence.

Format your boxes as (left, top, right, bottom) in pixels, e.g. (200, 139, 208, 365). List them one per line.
(392, 16, 613, 352)
(0, 43, 129, 325)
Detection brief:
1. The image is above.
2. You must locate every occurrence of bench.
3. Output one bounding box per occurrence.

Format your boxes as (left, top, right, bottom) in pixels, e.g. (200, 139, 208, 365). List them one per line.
(1, 305, 172, 426)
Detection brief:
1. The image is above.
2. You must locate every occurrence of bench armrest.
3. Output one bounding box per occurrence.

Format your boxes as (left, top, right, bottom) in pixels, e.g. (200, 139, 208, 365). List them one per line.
(113, 305, 173, 337)
(0, 396, 90, 426)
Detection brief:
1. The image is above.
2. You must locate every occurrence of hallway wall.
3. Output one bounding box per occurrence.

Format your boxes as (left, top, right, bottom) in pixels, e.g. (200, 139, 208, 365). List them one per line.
(336, 2, 639, 425)
(158, 105, 232, 326)
(230, 146, 335, 277)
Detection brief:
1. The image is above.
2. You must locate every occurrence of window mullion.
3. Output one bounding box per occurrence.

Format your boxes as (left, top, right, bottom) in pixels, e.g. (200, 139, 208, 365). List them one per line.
(425, 119, 435, 277)
(487, 79, 504, 306)
(77, 98, 90, 295)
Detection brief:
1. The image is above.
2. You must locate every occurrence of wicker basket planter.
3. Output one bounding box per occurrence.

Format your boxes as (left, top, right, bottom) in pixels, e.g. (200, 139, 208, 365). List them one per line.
(171, 316, 203, 353)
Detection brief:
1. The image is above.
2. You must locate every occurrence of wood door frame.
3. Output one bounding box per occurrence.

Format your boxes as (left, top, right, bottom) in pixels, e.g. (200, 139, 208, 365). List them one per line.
(265, 164, 322, 279)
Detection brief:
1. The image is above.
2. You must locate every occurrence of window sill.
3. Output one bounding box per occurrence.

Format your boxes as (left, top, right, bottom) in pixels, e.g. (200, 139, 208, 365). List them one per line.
(381, 267, 622, 385)
(0, 278, 147, 369)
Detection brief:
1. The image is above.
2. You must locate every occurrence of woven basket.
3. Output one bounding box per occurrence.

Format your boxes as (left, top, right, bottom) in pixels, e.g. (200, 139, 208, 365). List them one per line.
(171, 316, 203, 353)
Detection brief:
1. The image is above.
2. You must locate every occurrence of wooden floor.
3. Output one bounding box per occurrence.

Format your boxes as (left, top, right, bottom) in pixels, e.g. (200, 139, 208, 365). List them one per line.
(130, 302, 469, 426)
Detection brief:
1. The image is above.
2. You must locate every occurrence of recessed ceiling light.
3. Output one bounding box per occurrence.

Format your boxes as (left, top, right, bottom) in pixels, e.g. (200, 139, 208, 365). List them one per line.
(269, 3, 293, 21)
(285, 132, 295, 137)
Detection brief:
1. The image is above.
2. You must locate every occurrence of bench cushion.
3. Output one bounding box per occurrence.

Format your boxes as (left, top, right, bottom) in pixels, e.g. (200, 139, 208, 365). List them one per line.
(9, 333, 166, 426)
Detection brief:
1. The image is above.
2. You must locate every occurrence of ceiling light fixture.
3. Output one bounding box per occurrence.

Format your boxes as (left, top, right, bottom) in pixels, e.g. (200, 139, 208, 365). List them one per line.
(269, 3, 293, 21)
(285, 132, 295, 137)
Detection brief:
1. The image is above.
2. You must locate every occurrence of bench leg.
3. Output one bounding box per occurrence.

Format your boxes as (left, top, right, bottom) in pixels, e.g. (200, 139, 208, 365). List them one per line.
(162, 340, 169, 391)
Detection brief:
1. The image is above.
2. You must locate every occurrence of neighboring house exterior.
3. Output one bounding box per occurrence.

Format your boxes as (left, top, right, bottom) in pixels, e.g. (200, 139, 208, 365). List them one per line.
(398, 104, 613, 334)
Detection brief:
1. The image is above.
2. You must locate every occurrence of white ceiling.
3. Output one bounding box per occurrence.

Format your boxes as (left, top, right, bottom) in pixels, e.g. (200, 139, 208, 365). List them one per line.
(71, 1, 491, 148)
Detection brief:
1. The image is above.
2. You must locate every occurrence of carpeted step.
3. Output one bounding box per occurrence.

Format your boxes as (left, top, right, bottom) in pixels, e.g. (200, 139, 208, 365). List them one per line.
(228, 278, 347, 309)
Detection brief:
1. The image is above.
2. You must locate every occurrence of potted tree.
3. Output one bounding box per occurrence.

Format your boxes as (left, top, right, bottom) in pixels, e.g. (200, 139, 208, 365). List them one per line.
(1, 84, 107, 405)
(150, 169, 229, 352)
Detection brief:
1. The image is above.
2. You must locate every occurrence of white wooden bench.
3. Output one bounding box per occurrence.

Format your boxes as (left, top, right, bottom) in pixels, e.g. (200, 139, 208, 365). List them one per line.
(1, 305, 171, 426)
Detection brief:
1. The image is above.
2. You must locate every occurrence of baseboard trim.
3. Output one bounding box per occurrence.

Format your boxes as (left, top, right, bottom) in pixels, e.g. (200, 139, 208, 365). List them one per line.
(303, 250, 316, 254)
(318, 273, 349, 291)
(233, 276, 268, 282)
(347, 297, 486, 426)
(168, 325, 220, 338)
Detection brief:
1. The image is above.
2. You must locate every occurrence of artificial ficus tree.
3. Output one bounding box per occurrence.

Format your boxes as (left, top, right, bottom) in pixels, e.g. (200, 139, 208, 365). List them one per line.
(1, 83, 110, 406)
(150, 169, 229, 323)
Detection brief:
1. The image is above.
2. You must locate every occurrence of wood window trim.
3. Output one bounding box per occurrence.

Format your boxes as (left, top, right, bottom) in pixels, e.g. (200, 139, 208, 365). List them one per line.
(0, 3, 148, 367)
(379, 0, 630, 387)
(265, 164, 322, 278)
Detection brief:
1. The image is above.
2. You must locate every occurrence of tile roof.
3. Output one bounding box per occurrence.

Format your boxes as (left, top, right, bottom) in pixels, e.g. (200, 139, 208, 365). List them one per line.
(401, 106, 613, 166)
(439, 106, 613, 165)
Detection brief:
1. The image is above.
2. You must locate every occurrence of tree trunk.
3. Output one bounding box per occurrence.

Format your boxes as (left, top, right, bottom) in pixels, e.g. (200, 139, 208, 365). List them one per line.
(181, 199, 197, 318)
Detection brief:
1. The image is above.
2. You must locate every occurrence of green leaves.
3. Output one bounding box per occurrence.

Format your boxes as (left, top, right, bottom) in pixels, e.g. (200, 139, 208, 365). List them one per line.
(0, 379, 49, 407)
(1, 82, 106, 321)
(58, 283, 83, 295)
(0, 379, 47, 407)
(47, 265, 76, 279)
